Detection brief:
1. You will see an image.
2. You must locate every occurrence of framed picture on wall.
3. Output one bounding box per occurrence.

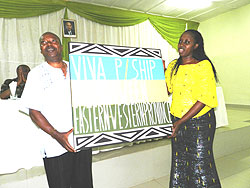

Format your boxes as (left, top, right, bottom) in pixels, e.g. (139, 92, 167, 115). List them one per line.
(62, 19, 76, 38)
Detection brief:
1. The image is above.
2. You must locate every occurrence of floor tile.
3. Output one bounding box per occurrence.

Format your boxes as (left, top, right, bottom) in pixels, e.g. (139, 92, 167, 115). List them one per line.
(130, 180, 164, 188)
(221, 169, 250, 188)
(155, 175, 169, 188)
(216, 157, 248, 179)
(129, 104, 250, 188)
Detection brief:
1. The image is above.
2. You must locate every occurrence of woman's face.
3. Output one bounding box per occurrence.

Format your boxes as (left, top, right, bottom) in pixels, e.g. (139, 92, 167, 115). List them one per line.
(178, 32, 198, 58)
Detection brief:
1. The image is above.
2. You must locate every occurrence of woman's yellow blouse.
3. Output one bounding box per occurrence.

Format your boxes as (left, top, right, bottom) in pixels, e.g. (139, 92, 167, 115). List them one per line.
(165, 59, 218, 118)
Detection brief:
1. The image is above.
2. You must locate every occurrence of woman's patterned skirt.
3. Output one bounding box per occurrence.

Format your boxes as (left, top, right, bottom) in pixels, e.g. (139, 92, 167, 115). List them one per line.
(169, 109, 221, 188)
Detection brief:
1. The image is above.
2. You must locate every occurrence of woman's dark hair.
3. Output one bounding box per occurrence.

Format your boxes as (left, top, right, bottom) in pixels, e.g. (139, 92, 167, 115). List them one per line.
(171, 29, 218, 82)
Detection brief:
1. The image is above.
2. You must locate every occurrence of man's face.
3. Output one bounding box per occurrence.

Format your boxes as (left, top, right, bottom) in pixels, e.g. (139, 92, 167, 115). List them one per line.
(66, 22, 72, 31)
(40, 33, 62, 62)
(17, 66, 30, 81)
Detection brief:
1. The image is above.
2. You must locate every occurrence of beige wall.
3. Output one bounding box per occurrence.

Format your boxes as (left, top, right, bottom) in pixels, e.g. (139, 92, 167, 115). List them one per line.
(199, 3, 250, 105)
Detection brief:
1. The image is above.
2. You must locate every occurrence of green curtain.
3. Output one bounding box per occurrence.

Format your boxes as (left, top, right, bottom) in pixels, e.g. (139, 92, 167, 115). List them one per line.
(66, 1, 148, 27)
(187, 21, 200, 30)
(62, 8, 71, 61)
(0, 0, 199, 152)
(0, 0, 199, 51)
(0, 0, 65, 18)
(149, 15, 187, 50)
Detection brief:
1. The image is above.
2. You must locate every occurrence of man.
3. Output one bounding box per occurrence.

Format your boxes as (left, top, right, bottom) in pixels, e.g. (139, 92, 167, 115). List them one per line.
(0, 64, 30, 99)
(21, 32, 93, 188)
(64, 21, 75, 35)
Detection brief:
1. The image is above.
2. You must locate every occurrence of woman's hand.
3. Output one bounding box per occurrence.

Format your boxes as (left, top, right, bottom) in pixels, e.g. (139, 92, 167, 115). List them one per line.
(168, 121, 182, 138)
(168, 101, 205, 138)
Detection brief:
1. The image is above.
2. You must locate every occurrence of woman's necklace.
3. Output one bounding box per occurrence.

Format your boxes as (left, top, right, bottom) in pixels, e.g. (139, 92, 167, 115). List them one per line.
(182, 58, 199, 65)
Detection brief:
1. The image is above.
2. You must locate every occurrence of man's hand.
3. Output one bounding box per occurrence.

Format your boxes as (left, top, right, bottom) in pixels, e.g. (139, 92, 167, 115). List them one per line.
(17, 69, 23, 86)
(21, 72, 27, 83)
(0, 89, 11, 99)
(51, 128, 75, 153)
(29, 109, 76, 153)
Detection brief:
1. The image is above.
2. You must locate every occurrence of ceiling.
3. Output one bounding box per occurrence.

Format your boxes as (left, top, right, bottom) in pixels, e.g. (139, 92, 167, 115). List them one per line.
(70, 0, 250, 22)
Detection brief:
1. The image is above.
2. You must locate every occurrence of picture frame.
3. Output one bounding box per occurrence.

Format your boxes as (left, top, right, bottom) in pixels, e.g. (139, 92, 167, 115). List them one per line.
(62, 19, 76, 38)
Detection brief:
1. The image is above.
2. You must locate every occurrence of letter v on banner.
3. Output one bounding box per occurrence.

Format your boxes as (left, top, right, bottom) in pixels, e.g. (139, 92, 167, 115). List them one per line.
(68, 42, 172, 150)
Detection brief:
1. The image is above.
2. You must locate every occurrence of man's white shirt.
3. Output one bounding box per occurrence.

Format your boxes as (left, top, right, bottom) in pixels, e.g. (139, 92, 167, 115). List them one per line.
(21, 61, 74, 158)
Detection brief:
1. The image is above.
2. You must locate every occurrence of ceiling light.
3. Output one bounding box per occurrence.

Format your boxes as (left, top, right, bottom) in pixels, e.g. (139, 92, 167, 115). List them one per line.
(165, 0, 214, 9)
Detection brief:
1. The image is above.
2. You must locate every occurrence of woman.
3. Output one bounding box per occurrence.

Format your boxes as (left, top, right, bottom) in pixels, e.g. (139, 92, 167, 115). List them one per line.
(165, 30, 221, 188)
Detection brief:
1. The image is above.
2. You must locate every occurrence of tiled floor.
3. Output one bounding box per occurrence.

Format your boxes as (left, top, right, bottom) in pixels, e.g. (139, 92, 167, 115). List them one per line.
(0, 105, 249, 188)
(221, 104, 250, 130)
(130, 105, 250, 188)
(130, 148, 250, 188)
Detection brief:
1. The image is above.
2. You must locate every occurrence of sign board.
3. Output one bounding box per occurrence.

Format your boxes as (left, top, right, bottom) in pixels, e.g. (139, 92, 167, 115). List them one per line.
(68, 42, 172, 150)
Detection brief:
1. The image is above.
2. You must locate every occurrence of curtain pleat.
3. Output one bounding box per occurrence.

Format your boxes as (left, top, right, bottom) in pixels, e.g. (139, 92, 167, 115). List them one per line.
(149, 15, 187, 50)
(0, 9, 65, 83)
(0, 0, 199, 50)
(0, 0, 198, 83)
(0, 0, 65, 18)
(0, 0, 198, 151)
(66, 1, 148, 27)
